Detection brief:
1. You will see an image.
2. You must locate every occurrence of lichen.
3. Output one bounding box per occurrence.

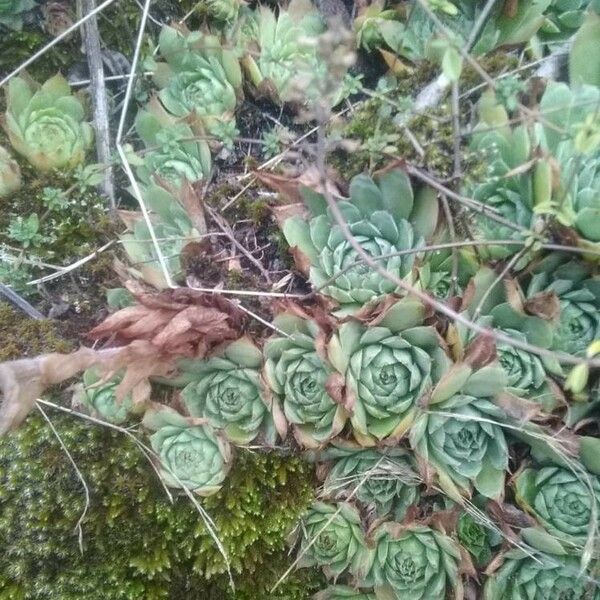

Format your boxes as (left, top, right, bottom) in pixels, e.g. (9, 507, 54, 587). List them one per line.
(0, 414, 322, 600)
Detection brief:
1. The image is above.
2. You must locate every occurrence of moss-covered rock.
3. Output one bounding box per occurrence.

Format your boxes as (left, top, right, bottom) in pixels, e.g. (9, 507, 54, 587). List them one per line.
(0, 414, 322, 599)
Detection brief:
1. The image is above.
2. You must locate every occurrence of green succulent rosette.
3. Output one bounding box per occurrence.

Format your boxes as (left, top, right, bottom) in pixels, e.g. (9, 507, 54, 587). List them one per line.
(143, 405, 231, 496)
(120, 185, 199, 288)
(264, 313, 344, 448)
(298, 501, 368, 578)
(282, 169, 438, 313)
(515, 466, 600, 549)
(361, 523, 462, 600)
(180, 338, 276, 445)
(527, 254, 600, 358)
(410, 363, 509, 500)
(4, 74, 93, 171)
(314, 586, 376, 600)
(149, 25, 242, 147)
(0, 0, 35, 30)
(464, 91, 535, 261)
(81, 368, 134, 425)
(457, 510, 502, 567)
(328, 297, 451, 445)
(461, 267, 565, 411)
(241, 0, 327, 102)
(417, 228, 478, 299)
(536, 83, 600, 252)
(483, 551, 600, 600)
(134, 97, 211, 191)
(0, 144, 21, 198)
(322, 445, 420, 520)
(354, 2, 403, 52)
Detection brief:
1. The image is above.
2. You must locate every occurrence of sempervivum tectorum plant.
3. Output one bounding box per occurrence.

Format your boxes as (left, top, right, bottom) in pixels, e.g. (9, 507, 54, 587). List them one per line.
(143, 405, 232, 496)
(321, 444, 420, 520)
(327, 297, 451, 445)
(240, 0, 326, 103)
(149, 24, 242, 147)
(3, 74, 93, 171)
(0, 144, 21, 198)
(459, 267, 565, 412)
(134, 97, 211, 192)
(282, 168, 439, 313)
(410, 359, 510, 500)
(297, 501, 368, 579)
(180, 337, 282, 445)
(464, 91, 535, 261)
(526, 253, 600, 358)
(515, 465, 600, 552)
(483, 550, 600, 600)
(80, 368, 135, 425)
(264, 312, 345, 448)
(360, 522, 462, 600)
(536, 82, 600, 254)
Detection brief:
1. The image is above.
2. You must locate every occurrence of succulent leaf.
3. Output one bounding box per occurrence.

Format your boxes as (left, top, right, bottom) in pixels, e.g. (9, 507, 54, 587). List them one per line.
(0, 144, 21, 198)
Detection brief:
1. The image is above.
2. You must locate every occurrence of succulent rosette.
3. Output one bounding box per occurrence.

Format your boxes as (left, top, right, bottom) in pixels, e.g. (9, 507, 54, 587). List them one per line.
(457, 511, 501, 567)
(240, 0, 326, 102)
(119, 185, 199, 288)
(0, 0, 35, 30)
(465, 91, 535, 260)
(264, 313, 344, 447)
(410, 363, 509, 500)
(536, 83, 600, 252)
(361, 523, 462, 600)
(80, 368, 134, 425)
(298, 501, 368, 578)
(134, 97, 211, 191)
(143, 405, 232, 496)
(483, 551, 600, 600)
(461, 267, 564, 411)
(4, 74, 93, 171)
(0, 144, 21, 198)
(282, 169, 438, 313)
(322, 446, 420, 520)
(515, 466, 600, 548)
(180, 338, 275, 445)
(328, 297, 451, 445)
(527, 254, 600, 358)
(314, 586, 376, 600)
(150, 25, 242, 146)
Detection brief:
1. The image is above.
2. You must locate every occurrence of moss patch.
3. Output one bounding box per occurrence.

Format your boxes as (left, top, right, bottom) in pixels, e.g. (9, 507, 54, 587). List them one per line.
(0, 414, 322, 599)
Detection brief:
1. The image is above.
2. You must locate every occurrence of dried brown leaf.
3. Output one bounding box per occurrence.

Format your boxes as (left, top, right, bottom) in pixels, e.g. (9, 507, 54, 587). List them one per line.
(523, 291, 560, 321)
(464, 335, 497, 369)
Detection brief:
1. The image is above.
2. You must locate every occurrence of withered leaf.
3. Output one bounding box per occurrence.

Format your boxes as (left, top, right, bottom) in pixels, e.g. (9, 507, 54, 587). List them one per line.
(464, 335, 497, 368)
(523, 291, 560, 321)
(0, 346, 121, 435)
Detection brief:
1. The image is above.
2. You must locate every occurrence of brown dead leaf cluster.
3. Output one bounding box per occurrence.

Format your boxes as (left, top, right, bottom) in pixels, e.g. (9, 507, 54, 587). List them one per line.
(0, 289, 245, 435)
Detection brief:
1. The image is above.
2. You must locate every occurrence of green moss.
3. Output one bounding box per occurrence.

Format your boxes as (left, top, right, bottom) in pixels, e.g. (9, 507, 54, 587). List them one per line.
(0, 303, 73, 361)
(0, 414, 322, 599)
(460, 52, 520, 91)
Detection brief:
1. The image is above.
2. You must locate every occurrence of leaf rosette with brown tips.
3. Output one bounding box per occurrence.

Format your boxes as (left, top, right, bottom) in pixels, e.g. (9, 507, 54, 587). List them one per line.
(360, 522, 462, 600)
(180, 338, 278, 445)
(297, 501, 368, 578)
(322, 445, 420, 520)
(264, 313, 345, 448)
(515, 465, 600, 549)
(281, 169, 439, 314)
(328, 297, 451, 445)
(143, 405, 232, 496)
(410, 362, 509, 500)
